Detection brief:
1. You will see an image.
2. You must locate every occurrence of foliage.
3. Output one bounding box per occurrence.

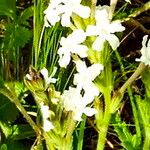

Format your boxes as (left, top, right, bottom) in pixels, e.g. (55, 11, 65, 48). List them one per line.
(0, 0, 150, 150)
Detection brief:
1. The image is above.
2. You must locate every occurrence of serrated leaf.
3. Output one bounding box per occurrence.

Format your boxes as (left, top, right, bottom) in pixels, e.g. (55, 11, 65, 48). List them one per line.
(15, 26, 32, 48)
(18, 6, 34, 25)
(3, 24, 32, 49)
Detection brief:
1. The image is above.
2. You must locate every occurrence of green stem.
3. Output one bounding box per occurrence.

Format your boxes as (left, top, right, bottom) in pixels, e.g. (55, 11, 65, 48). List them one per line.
(119, 62, 146, 95)
(143, 128, 150, 150)
(115, 50, 141, 143)
(66, 113, 76, 138)
(97, 112, 111, 150)
(97, 90, 111, 150)
(121, 1, 150, 22)
(43, 132, 56, 150)
(77, 115, 86, 150)
(90, 0, 97, 18)
(109, 0, 118, 20)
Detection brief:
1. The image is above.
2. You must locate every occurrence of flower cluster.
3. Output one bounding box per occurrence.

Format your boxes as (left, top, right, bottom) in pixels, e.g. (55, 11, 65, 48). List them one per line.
(61, 60, 103, 121)
(42, 0, 125, 125)
(46, 4, 125, 67)
(58, 29, 88, 68)
(86, 5, 125, 51)
(44, 0, 90, 27)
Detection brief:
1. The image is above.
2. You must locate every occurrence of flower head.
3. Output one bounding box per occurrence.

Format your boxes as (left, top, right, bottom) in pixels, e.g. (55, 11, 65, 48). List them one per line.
(136, 35, 150, 65)
(44, 0, 90, 27)
(58, 29, 88, 68)
(74, 59, 103, 97)
(40, 67, 57, 85)
(62, 87, 97, 121)
(86, 5, 125, 51)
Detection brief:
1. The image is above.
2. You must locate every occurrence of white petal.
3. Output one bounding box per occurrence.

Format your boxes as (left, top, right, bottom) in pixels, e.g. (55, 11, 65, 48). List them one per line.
(86, 25, 99, 36)
(83, 107, 97, 116)
(59, 37, 67, 46)
(41, 105, 50, 119)
(70, 29, 87, 44)
(44, 9, 60, 26)
(88, 63, 103, 80)
(40, 68, 48, 80)
(26, 74, 32, 80)
(61, 13, 71, 27)
(74, 59, 87, 73)
(109, 21, 125, 33)
(43, 119, 54, 132)
(95, 5, 109, 25)
(142, 35, 148, 48)
(73, 111, 83, 121)
(58, 53, 71, 68)
(106, 34, 120, 50)
(92, 36, 105, 51)
(74, 5, 91, 18)
(72, 45, 88, 58)
(47, 78, 57, 84)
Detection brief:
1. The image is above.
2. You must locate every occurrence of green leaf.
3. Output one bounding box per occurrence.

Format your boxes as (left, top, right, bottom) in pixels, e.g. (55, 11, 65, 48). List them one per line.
(142, 68, 150, 98)
(0, 0, 16, 19)
(0, 144, 7, 150)
(0, 94, 19, 122)
(1, 139, 26, 150)
(0, 121, 12, 138)
(18, 6, 34, 25)
(10, 124, 35, 140)
(113, 114, 141, 150)
(0, 6, 15, 19)
(3, 24, 32, 49)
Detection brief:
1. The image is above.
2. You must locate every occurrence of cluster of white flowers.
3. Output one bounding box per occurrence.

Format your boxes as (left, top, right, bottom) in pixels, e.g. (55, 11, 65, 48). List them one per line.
(58, 29, 88, 68)
(44, 0, 90, 27)
(61, 59, 103, 121)
(136, 35, 150, 65)
(86, 5, 125, 51)
(52, 5, 125, 67)
(43, 1, 125, 122)
(40, 103, 54, 132)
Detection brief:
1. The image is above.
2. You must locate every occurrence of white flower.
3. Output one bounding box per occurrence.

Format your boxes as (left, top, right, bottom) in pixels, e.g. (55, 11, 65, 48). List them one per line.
(74, 59, 103, 98)
(86, 5, 125, 51)
(62, 87, 97, 121)
(44, 0, 62, 27)
(58, 29, 88, 68)
(40, 104, 54, 131)
(136, 35, 150, 65)
(40, 67, 57, 85)
(44, 0, 90, 27)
